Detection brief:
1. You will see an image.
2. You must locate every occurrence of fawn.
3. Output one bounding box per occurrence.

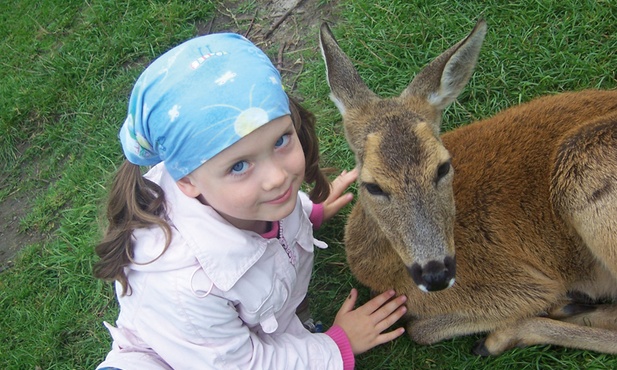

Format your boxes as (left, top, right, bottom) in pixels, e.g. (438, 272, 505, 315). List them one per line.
(319, 19, 617, 355)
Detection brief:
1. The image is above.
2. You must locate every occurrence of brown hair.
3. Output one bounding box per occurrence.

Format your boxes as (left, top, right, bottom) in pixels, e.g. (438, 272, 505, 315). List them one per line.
(93, 161, 171, 295)
(288, 95, 330, 203)
(93, 94, 330, 294)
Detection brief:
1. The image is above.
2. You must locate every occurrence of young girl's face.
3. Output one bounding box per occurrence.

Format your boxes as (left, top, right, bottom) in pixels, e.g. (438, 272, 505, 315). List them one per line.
(177, 115, 305, 233)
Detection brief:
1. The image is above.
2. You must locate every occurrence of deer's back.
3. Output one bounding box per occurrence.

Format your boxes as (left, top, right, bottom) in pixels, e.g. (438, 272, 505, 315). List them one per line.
(442, 89, 617, 281)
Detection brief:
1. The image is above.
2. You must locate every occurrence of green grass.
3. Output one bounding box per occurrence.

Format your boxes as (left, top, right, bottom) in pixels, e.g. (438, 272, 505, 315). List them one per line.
(1, 0, 616, 368)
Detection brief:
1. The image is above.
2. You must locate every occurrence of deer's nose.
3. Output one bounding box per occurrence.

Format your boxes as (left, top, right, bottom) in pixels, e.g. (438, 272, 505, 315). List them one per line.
(408, 256, 456, 292)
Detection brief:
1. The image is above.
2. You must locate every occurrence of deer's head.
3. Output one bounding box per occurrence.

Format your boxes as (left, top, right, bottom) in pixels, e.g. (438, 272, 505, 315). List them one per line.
(320, 20, 486, 292)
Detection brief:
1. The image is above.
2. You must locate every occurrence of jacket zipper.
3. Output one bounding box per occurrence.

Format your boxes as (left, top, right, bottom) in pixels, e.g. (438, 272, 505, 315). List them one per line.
(278, 221, 296, 266)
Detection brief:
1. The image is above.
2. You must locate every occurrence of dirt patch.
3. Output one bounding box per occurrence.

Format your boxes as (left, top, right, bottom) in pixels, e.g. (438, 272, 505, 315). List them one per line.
(0, 0, 337, 271)
(204, 0, 339, 87)
(0, 195, 45, 272)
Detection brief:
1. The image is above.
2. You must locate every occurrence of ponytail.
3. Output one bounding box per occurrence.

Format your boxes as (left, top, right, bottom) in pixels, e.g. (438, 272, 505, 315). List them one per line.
(93, 161, 171, 295)
(288, 95, 330, 204)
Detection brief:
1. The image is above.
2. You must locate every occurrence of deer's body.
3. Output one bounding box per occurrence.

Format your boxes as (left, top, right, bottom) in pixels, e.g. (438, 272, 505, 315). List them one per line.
(320, 20, 617, 355)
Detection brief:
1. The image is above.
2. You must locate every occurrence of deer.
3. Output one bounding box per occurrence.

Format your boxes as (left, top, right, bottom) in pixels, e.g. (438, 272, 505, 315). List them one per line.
(319, 19, 617, 356)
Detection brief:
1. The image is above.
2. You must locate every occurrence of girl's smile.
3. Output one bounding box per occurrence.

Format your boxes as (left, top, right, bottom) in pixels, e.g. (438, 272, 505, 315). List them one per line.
(267, 185, 293, 204)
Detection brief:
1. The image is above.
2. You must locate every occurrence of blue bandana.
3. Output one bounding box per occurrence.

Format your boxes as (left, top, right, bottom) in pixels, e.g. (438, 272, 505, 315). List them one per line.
(119, 33, 290, 180)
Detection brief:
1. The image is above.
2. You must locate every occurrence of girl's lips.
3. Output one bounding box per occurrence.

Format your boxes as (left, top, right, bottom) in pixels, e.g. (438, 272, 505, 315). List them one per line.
(267, 186, 292, 204)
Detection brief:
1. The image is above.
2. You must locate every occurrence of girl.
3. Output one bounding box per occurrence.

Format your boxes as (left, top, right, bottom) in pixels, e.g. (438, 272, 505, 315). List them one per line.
(94, 32, 407, 369)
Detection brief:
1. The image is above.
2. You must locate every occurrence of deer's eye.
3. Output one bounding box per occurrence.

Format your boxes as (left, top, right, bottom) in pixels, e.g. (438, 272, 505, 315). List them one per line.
(363, 182, 387, 196)
(436, 160, 451, 183)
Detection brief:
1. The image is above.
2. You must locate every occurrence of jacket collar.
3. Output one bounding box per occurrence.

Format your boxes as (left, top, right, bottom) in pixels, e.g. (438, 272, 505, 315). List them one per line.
(146, 163, 314, 291)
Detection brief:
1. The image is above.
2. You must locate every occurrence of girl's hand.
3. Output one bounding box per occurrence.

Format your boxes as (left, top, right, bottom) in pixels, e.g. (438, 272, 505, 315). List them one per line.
(333, 289, 407, 355)
(322, 168, 359, 222)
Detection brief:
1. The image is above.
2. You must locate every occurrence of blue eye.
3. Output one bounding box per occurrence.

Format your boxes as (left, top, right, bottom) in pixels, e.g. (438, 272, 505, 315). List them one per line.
(275, 134, 290, 148)
(231, 161, 249, 175)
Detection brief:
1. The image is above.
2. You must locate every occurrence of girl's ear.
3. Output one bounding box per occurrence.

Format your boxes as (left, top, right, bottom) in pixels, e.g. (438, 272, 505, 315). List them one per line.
(176, 176, 201, 198)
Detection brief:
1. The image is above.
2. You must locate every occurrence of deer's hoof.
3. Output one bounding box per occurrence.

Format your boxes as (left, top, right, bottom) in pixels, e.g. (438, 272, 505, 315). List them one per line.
(471, 338, 492, 357)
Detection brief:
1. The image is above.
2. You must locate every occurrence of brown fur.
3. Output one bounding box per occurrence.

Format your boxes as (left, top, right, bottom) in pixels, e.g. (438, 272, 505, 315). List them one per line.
(320, 19, 617, 355)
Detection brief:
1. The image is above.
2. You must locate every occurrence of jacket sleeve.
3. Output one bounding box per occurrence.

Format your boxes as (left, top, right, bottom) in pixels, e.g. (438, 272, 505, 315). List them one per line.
(128, 288, 345, 370)
(298, 191, 324, 229)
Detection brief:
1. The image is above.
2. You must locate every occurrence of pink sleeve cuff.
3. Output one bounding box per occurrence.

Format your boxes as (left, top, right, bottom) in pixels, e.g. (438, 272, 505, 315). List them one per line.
(309, 203, 324, 230)
(325, 325, 355, 370)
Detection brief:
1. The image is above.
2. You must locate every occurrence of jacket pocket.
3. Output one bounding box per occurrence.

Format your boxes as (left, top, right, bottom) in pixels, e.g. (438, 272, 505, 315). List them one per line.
(233, 253, 291, 333)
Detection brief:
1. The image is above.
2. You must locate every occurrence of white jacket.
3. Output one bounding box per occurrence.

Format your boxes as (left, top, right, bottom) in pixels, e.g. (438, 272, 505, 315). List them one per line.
(97, 163, 345, 369)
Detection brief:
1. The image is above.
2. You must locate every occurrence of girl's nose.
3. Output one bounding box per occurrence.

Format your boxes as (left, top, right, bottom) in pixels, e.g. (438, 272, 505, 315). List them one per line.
(263, 162, 286, 191)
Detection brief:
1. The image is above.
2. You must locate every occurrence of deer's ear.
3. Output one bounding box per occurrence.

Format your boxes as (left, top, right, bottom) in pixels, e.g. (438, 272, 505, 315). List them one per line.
(403, 19, 487, 111)
(319, 23, 376, 116)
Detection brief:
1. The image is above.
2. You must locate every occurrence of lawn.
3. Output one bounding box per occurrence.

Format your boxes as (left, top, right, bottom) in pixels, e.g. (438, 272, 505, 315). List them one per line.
(1, 0, 616, 369)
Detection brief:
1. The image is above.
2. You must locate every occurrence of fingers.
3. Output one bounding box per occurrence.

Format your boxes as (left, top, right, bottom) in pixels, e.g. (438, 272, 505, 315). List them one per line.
(337, 288, 358, 315)
(322, 168, 359, 221)
(359, 290, 407, 330)
(359, 290, 397, 314)
(368, 294, 407, 350)
(374, 326, 407, 347)
(377, 294, 407, 319)
(326, 192, 354, 212)
(374, 298, 407, 332)
(335, 288, 408, 355)
(330, 168, 358, 195)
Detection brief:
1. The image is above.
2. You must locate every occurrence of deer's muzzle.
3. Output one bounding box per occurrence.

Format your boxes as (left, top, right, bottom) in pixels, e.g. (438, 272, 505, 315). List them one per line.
(408, 256, 456, 292)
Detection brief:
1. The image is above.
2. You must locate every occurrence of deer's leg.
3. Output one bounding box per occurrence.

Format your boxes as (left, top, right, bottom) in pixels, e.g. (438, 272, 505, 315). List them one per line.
(552, 115, 617, 279)
(408, 313, 497, 345)
(473, 316, 617, 356)
(555, 303, 617, 331)
(408, 252, 572, 345)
